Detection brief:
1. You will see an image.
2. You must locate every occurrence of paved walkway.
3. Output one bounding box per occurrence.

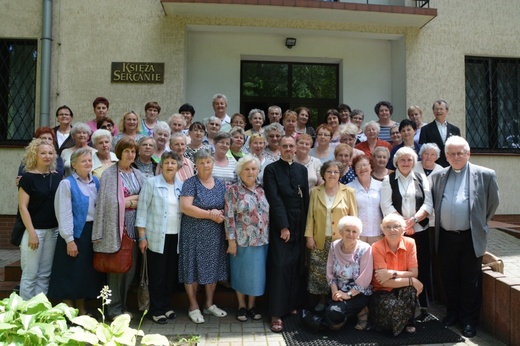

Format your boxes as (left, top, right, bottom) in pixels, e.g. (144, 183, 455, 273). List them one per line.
(2, 226, 519, 345)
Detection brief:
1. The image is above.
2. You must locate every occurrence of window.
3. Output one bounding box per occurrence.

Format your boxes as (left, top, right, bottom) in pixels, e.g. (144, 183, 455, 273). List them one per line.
(240, 61, 339, 125)
(465, 56, 520, 153)
(0, 39, 37, 145)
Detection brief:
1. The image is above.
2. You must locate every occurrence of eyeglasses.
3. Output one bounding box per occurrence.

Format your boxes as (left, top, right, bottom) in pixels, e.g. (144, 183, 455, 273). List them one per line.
(100, 124, 114, 129)
(383, 225, 403, 231)
(390, 131, 400, 135)
(58, 113, 71, 117)
(447, 151, 468, 158)
(325, 170, 340, 175)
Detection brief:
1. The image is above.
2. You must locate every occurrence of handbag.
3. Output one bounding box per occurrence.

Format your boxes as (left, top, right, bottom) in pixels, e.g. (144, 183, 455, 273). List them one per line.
(137, 251, 150, 311)
(10, 212, 26, 246)
(93, 227, 134, 273)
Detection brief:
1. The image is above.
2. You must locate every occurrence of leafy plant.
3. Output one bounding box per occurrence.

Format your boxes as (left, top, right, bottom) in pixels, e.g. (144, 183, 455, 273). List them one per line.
(0, 286, 169, 346)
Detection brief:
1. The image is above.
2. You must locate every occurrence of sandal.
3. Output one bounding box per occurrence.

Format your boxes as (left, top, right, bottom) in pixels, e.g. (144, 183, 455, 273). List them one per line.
(203, 304, 227, 317)
(165, 310, 177, 320)
(152, 315, 168, 324)
(355, 307, 369, 331)
(188, 309, 205, 324)
(270, 319, 283, 333)
(247, 307, 262, 321)
(405, 323, 416, 334)
(236, 307, 248, 322)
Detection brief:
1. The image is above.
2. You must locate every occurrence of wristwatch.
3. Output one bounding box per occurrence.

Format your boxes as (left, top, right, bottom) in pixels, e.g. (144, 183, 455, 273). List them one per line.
(347, 291, 353, 298)
(413, 216, 419, 224)
(392, 271, 398, 280)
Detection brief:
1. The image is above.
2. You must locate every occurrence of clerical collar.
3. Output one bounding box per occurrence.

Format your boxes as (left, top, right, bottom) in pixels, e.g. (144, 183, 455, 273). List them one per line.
(280, 157, 293, 165)
(452, 163, 468, 174)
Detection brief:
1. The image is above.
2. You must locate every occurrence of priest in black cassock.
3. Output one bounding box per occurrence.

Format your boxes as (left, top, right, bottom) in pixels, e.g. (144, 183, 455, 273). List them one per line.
(263, 135, 310, 333)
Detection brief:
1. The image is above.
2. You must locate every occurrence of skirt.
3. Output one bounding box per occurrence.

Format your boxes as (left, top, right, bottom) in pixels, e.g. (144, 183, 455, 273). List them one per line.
(308, 237, 332, 295)
(48, 222, 105, 300)
(230, 244, 268, 297)
(369, 286, 418, 336)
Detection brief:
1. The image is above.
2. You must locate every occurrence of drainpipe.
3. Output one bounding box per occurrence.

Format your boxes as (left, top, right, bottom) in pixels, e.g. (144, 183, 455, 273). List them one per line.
(39, 0, 52, 126)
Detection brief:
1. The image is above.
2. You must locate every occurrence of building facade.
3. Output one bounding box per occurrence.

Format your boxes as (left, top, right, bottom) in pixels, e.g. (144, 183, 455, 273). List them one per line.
(0, 0, 518, 227)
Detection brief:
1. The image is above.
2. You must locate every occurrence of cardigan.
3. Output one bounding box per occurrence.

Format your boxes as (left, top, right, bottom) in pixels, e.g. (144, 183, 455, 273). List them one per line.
(304, 184, 358, 250)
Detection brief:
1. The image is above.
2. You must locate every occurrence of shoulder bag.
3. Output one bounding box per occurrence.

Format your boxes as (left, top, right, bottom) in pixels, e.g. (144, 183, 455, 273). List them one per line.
(93, 227, 134, 273)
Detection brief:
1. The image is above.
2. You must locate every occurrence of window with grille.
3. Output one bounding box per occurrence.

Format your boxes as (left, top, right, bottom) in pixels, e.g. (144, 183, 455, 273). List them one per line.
(465, 56, 520, 153)
(0, 39, 37, 146)
(240, 61, 339, 126)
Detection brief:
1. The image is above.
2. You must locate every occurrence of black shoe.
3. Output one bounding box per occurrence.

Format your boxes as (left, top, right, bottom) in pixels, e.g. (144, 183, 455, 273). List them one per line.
(462, 324, 477, 338)
(442, 315, 458, 327)
(415, 310, 430, 323)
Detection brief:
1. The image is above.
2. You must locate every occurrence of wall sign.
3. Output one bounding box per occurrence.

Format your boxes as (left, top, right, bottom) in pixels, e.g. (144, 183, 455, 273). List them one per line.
(111, 62, 164, 83)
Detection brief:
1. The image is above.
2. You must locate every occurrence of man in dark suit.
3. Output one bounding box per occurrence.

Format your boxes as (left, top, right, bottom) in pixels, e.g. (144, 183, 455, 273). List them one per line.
(430, 136, 499, 338)
(419, 100, 461, 167)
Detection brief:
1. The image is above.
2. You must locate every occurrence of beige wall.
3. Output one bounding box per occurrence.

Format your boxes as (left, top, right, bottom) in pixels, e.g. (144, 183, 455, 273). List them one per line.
(0, 0, 518, 214)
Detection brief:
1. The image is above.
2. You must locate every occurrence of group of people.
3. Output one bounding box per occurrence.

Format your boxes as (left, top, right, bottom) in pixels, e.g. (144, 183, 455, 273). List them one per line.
(16, 95, 499, 339)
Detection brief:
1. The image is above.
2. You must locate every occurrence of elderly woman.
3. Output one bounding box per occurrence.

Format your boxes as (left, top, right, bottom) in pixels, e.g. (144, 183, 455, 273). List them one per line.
(112, 111, 145, 147)
(205, 116, 222, 148)
(93, 137, 145, 320)
(91, 129, 118, 179)
(294, 134, 323, 191)
(323, 216, 373, 331)
(141, 101, 161, 137)
(334, 144, 355, 185)
(371, 146, 392, 181)
(374, 101, 398, 143)
(355, 121, 392, 159)
(168, 113, 187, 138)
(244, 109, 265, 138)
(225, 155, 270, 322)
(310, 124, 335, 163)
(54, 105, 75, 155)
(339, 123, 365, 160)
(263, 123, 284, 162)
(408, 105, 425, 142)
(388, 119, 421, 170)
(185, 122, 212, 163)
(132, 137, 158, 178)
(414, 142, 442, 177)
(295, 107, 316, 143)
(170, 132, 195, 182)
(18, 138, 61, 300)
(136, 151, 183, 324)
(347, 155, 383, 244)
(152, 121, 171, 163)
(61, 123, 96, 177)
(212, 132, 237, 186)
(48, 148, 103, 315)
(370, 214, 424, 335)
(248, 133, 272, 184)
(350, 109, 366, 142)
(305, 160, 358, 312)
(229, 126, 246, 161)
(282, 110, 298, 139)
(381, 147, 433, 318)
(179, 148, 228, 324)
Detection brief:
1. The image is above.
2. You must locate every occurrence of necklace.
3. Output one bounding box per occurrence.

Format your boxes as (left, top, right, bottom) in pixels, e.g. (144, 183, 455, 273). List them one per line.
(34, 168, 50, 177)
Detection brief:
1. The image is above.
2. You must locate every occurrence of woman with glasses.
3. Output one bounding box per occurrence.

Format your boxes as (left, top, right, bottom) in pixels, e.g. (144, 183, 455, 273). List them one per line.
(263, 123, 284, 162)
(132, 137, 158, 178)
(380, 147, 433, 325)
(305, 160, 357, 313)
(370, 214, 424, 336)
(97, 116, 116, 137)
(152, 121, 171, 163)
(54, 105, 75, 156)
(310, 124, 335, 164)
(61, 123, 96, 177)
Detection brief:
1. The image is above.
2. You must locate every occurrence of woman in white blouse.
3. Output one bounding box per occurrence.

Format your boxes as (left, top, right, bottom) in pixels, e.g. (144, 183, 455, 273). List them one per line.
(380, 146, 433, 318)
(347, 155, 383, 245)
(294, 134, 323, 191)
